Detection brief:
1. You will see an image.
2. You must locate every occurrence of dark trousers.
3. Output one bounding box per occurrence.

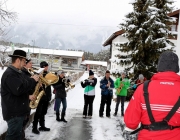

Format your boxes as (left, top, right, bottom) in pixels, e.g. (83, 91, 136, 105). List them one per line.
(115, 95, 126, 114)
(6, 116, 25, 140)
(33, 99, 49, 128)
(99, 95, 112, 116)
(55, 98, 67, 114)
(83, 94, 95, 116)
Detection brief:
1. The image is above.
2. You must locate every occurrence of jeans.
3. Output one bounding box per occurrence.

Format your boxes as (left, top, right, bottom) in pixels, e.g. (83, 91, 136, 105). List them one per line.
(6, 116, 25, 140)
(115, 95, 126, 114)
(55, 98, 67, 113)
(83, 94, 95, 116)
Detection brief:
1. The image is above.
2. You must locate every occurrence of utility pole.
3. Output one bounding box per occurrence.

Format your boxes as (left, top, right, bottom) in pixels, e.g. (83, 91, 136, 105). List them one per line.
(32, 40, 35, 53)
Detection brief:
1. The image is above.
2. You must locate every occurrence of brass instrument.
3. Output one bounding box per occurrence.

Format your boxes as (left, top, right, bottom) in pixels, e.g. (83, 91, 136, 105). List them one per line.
(62, 78, 75, 89)
(28, 68, 59, 109)
(117, 82, 123, 93)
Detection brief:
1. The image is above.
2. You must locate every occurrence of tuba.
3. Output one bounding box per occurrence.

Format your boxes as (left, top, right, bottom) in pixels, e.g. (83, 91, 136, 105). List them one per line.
(28, 68, 59, 109)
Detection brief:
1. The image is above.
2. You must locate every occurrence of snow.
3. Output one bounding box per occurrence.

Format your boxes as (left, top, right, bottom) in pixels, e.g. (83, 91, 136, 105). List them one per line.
(0, 70, 128, 139)
(0, 46, 84, 58)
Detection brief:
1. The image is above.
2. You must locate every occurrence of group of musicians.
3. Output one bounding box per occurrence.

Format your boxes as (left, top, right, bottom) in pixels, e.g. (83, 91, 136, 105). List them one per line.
(0, 49, 142, 140)
(0, 50, 70, 140)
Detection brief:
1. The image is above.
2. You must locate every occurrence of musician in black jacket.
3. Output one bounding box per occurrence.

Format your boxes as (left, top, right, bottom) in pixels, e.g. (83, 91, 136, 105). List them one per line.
(53, 70, 69, 123)
(32, 61, 52, 134)
(1, 50, 38, 140)
(21, 59, 37, 139)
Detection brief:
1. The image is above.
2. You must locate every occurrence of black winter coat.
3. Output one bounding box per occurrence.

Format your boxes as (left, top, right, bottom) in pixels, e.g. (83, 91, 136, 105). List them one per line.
(53, 76, 66, 98)
(1, 66, 37, 121)
(40, 71, 52, 102)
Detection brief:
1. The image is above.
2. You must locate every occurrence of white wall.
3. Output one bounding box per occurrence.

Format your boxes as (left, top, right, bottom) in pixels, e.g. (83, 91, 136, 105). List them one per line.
(177, 11, 180, 69)
(111, 35, 128, 71)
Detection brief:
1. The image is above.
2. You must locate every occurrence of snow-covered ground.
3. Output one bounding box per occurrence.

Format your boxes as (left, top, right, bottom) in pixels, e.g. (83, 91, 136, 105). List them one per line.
(0, 69, 128, 139)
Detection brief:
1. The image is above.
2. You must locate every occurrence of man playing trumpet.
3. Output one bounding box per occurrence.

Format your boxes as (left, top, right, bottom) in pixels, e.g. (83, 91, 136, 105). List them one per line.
(114, 71, 130, 116)
(53, 70, 69, 123)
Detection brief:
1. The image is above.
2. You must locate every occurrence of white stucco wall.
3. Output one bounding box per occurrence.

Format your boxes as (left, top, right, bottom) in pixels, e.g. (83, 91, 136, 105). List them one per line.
(177, 11, 180, 69)
(110, 35, 128, 71)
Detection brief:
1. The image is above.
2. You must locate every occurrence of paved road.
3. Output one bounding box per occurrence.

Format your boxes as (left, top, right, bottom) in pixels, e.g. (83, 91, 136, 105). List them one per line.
(57, 113, 92, 140)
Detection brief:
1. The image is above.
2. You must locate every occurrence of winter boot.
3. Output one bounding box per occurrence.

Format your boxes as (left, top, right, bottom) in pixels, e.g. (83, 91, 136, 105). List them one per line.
(121, 112, 124, 117)
(32, 121, 40, 134)
(39, 118, 50, 131)
(39, 126, 50, 131)
(113, 112, 117, 116)
(56, 112, 61, 122)
(61, 113, 67, 123)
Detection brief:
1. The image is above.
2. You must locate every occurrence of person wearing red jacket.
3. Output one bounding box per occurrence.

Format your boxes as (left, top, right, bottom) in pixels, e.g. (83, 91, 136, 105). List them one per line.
(124, 51, 180, 140)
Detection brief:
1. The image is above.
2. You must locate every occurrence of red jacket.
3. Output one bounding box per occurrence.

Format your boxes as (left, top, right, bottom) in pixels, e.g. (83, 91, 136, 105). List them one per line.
(124, 72, 180, 140)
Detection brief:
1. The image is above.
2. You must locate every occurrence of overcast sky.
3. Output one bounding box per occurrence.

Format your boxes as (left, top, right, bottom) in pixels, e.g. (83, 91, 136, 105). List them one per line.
(2, 0, 180, 52)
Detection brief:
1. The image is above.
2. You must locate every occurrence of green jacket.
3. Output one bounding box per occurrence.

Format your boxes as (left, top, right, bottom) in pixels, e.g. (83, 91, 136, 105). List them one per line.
(114, 78, 130, 96)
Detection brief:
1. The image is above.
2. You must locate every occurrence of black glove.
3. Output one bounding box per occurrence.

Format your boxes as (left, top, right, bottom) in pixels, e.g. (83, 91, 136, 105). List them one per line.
(67, 79, 70, 83)
(81, 81, 87, 88)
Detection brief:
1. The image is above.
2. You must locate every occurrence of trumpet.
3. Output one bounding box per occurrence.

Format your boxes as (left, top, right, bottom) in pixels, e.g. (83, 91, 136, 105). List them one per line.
(62, 77, 75, 89)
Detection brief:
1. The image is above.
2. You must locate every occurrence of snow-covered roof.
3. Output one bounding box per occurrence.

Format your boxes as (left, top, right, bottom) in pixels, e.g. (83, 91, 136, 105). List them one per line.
(103, 30, 125, 46)
(8, 47, 84, 58)
(81, 60, 107, 67)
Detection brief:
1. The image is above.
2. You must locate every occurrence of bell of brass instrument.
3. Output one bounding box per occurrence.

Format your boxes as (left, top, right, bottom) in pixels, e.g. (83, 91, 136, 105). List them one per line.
(69, 82, 75, 89)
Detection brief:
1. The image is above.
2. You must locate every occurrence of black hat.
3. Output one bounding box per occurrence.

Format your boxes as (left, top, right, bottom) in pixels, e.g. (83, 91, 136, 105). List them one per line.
(157, 51, 179, 73)
(9, 50, 27, 60)
(26, 59, 31, 64)
(89, 70, 94, 76)
(40, 61, 48, 68)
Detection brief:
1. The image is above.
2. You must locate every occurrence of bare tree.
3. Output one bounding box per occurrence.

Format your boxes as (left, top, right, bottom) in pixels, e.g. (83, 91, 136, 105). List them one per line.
(0, 0, 17, 39)
(0, 45, 10, 69)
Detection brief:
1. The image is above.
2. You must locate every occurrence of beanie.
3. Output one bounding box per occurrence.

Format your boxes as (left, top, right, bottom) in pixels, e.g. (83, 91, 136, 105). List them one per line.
(139, 74, 144, 80)
(157, 51, 179, 73)
(89, 70, 94, 76)
(40, 61, 48, 68)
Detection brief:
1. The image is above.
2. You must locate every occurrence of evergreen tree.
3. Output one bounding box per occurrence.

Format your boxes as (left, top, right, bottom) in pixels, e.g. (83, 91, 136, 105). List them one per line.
(116, 0, 175, 80)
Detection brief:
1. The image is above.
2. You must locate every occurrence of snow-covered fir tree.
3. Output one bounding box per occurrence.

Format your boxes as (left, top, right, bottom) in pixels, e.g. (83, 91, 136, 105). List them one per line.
(115, 0, 176, 80)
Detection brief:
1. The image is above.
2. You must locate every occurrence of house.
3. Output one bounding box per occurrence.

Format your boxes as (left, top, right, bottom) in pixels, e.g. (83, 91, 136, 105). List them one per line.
(81, 60, 107, 75)
(103, 30, 127, 72)
(168, 9, 179, 46)
(103, 9, 180, 73)
(9, 47, 85, 71)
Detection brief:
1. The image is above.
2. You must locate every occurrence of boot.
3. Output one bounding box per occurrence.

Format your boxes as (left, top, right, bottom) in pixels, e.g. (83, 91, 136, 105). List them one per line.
(56, 112, 61, 122)
(32, 121, 40, 134)
(39, 118, 50, 131)
(39, 126, 50, 131)
(113, 112, 117, 116)
(121, 111, 124, 117)
(61, 113, 67, 123)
